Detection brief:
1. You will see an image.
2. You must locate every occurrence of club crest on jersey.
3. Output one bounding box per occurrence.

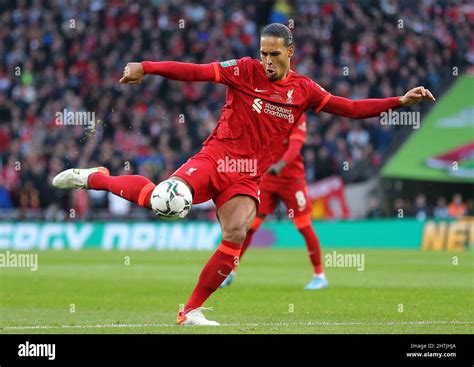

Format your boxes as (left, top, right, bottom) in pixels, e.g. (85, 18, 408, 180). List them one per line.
(220, 59, 237, 67)
(286, 89, 294, 103)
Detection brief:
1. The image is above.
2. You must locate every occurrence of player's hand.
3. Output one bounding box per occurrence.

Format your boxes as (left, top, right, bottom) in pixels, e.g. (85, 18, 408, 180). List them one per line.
(399, 86, 435, 106)
(119, 62, 144, 84)
(268, 160, 286, 176)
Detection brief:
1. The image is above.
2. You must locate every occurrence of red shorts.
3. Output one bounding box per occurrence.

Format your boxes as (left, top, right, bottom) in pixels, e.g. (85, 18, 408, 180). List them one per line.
(258, 176, 311, 217)
(172, 144, 261, 209)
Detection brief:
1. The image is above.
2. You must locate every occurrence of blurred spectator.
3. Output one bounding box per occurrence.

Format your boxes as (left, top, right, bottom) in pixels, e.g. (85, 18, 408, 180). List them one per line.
(0, 185, 13, 209)
(433, 196, 450, 219)
(303, 148, 316, 182)
(412, 193, 431, 221)
(366, 197, 384, 218)
(448, 193, 467, 218)
(314, 146, 333, 180)
(467, 199, 474, 217)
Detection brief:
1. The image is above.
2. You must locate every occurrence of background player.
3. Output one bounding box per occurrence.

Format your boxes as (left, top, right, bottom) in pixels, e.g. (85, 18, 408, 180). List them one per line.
(52, 23, 435, 326)
(220, 113, 328, 290)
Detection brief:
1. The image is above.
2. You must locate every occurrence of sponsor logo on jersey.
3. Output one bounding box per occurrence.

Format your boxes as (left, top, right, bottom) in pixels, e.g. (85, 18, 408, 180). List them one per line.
(252, 98, 294, 123)
(252, 98, 263, 113)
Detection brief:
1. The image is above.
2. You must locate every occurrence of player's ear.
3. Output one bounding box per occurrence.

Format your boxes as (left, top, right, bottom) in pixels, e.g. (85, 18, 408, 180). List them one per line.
(287, 44, 294, 58)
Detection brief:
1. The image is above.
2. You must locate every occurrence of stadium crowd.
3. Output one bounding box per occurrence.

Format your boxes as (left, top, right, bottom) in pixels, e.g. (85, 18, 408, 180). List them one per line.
(365, 193, 474, 219)
(0, 0, 472, 219)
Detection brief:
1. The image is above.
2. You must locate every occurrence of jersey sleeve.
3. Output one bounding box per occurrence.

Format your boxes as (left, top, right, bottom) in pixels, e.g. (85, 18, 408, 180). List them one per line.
(289, 113, 307, 143)
(308, 81, 332, 113)
(212, 57, 253, 88)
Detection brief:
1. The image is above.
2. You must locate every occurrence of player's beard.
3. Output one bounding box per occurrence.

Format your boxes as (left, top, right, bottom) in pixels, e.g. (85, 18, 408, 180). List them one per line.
(266, 68, 278, 80)
(266, 64, 289, 81)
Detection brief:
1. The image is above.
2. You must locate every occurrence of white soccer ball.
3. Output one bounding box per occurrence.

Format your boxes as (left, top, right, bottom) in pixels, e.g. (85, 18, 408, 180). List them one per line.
(150, 179, 193, 220)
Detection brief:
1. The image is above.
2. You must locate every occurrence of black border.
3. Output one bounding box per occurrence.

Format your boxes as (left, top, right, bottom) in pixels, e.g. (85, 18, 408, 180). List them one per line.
(0, 334, 471, 363)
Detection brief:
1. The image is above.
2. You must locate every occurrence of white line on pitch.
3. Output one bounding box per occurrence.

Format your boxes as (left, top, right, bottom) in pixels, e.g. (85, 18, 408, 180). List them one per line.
(2, 320, 473, 330)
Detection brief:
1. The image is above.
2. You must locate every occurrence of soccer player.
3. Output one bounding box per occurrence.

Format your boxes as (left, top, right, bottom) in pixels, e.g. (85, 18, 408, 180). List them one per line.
(219, 113, 329, 290)
(52, 23, 435, 326)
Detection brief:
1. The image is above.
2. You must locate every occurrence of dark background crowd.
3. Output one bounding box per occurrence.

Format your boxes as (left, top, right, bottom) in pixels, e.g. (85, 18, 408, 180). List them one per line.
(0, 0, 472, 220)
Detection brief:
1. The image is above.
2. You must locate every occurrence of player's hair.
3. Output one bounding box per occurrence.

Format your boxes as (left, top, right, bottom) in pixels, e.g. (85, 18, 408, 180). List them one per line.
(261, 23, 293, 47)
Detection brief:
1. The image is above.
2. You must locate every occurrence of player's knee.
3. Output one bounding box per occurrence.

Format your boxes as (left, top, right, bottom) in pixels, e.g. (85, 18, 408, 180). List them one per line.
(222, 225, 247, 245)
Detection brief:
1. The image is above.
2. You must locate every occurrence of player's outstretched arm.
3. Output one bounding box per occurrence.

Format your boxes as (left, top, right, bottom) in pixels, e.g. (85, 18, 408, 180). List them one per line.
(320, 86, 435, 119)
(119, 61, 216, 84)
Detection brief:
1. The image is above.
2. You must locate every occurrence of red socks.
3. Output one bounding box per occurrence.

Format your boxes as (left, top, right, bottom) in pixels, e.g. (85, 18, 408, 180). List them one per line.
(299, 225, 324, 275)
(184, 240, 240, 313)
(88, 173, 156, 208)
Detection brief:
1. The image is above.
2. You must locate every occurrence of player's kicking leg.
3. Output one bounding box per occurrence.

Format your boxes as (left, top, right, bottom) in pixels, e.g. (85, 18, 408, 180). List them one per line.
(52, 167, 157, 209)
(52, 167, 110, 189)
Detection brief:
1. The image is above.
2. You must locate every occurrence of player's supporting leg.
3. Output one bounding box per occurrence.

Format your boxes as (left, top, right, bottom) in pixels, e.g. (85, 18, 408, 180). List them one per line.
(52, 167, 156, 209)
(239, 214, 266, 260)
(219, 214, 266, 288)
(219, 215, 264, 287)
(293, 213, 328, 289)
(177, 195, 256, 325)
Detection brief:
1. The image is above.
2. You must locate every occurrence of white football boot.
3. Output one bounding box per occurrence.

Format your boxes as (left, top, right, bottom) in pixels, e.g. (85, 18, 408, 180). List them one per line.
(176, 307, 220, 326)
(52, 167, 109, 189)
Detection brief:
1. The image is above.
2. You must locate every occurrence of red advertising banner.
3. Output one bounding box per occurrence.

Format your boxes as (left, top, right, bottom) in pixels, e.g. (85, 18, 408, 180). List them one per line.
(307, 176, 350, 219)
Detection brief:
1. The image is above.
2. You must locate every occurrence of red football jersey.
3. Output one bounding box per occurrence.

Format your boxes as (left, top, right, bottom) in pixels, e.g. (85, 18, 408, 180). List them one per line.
(203, 57, 330, 177)
(264, 113, 307, 182)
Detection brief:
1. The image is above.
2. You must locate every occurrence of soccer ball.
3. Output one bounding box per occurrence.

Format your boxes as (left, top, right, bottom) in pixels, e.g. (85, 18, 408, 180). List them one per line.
(150, 179, 193, 220)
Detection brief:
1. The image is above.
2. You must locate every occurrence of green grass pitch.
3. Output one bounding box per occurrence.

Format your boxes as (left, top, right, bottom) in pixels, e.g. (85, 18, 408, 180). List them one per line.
(1, 249, 472, 334)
